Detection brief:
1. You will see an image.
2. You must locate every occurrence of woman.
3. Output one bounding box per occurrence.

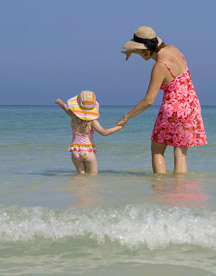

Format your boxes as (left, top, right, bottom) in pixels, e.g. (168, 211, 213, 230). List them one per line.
(118, 26, 207, 174)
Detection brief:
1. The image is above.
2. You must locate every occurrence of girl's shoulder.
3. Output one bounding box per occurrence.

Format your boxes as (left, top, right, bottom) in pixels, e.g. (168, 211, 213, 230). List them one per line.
(91, 119, 98, 125)
(91, 119, 99, 128)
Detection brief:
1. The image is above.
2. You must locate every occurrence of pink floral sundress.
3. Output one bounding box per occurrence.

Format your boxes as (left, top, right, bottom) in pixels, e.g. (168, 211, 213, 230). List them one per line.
(151, 54, 207, 148)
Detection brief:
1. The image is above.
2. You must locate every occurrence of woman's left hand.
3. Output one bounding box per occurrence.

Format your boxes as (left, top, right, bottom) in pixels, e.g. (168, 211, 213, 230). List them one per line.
(121, 49, 133, 61)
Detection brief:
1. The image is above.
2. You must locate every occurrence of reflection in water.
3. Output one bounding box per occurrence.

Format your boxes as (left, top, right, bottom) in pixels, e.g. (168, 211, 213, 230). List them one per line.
(57, 171, 211, 210)
(67, 175, 103, 208)
(151, 174, 210, 209)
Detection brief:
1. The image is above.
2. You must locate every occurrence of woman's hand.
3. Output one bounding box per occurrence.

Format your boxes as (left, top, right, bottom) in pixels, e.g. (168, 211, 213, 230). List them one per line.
(121, 49, 134, 61)
(117, 115, 129, 127)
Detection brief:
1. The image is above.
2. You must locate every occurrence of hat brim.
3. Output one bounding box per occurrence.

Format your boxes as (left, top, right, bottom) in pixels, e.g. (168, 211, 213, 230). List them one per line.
(123, 36, 162, 50)
(67, 95, 100, 121)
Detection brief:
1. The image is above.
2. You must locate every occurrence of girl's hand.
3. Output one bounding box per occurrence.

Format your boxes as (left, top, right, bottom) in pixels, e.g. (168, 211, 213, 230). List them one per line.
(55, 98, 61, 104)
(116, 125, 124, 131)
(121, 49, 133, 61)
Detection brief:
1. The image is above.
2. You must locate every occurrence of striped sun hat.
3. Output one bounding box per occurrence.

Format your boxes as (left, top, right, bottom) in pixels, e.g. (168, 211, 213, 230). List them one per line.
(67, 91, 100, 121)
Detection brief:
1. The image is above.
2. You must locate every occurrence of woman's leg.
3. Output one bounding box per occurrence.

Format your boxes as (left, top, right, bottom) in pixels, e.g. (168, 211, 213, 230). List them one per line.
(151, 141, 167, 173)
(84, 152, 98, 175)
(174, 147, 188, 173)
(71, 153, 86, 174)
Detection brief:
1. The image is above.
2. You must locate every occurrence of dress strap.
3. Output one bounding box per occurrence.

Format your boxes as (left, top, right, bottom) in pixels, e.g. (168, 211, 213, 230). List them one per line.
(157, 60, 176, 78)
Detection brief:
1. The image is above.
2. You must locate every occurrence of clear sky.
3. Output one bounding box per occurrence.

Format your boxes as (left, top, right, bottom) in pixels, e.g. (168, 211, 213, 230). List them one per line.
(1, 0, 216, 106)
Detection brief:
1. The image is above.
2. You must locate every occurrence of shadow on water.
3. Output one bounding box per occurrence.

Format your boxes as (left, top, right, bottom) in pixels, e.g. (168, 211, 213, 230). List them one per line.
(27, 169, 150, 177)
(27, 169, 75, 177)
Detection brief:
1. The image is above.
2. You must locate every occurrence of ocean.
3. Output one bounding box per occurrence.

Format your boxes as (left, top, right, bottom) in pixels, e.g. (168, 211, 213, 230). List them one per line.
(0, 105, 216, 276)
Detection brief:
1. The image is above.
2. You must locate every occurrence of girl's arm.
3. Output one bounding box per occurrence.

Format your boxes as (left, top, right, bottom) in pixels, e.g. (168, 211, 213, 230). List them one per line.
(55, 98, 73, 117)
(92, 120, 122, 136)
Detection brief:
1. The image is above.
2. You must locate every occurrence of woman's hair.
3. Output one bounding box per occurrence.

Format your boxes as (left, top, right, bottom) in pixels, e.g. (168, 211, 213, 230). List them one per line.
(143, 42, 166, 56)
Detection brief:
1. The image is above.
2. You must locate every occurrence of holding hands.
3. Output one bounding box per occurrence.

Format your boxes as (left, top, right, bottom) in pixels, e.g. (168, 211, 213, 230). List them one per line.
(117, 115, 129, 128)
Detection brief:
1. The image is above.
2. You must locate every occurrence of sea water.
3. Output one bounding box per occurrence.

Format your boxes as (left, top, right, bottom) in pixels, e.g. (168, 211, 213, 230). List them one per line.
(0, 105, 216, 275)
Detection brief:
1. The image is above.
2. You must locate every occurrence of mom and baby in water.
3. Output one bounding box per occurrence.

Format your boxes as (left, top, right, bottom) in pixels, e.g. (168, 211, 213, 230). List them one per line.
(55, 26, 207, 175)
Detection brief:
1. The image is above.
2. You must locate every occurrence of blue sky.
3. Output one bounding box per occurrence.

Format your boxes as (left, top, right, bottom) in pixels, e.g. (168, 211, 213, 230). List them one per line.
(1, 0, 216, 106)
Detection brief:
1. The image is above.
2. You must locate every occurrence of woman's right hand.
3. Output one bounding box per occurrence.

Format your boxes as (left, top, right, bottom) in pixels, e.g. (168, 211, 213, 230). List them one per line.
(121, 49, 133, 61)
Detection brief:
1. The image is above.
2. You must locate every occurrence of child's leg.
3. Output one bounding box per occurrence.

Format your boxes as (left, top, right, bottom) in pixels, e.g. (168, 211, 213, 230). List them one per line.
(84, 152, 98, 175)
(71, 153, 86, 174)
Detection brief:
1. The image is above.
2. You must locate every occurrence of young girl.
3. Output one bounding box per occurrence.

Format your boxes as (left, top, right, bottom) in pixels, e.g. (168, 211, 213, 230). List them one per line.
(55, 91, 122, 175)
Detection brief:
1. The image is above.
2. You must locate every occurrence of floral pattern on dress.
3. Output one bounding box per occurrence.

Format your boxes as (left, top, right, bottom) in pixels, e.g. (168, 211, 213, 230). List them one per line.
(151, 68, 207, 147)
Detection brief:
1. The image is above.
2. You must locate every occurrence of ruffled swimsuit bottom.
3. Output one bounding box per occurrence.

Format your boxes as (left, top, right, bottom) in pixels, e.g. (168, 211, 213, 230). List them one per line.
(68, 126, 97, 162)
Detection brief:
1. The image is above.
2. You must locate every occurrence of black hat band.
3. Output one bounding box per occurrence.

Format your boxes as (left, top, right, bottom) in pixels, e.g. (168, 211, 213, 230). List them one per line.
(133, 34, 158, 50)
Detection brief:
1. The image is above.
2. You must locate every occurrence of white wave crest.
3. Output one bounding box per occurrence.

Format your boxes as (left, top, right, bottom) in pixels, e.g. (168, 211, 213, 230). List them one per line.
(0, 205, 216, 250)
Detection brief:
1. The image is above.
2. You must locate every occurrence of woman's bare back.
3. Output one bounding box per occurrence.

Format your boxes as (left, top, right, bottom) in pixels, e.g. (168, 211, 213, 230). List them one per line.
(158, 45, 188, 85)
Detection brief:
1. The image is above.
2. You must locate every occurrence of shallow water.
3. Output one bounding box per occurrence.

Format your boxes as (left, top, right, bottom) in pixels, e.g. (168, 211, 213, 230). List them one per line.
(0, 105, 216, 275)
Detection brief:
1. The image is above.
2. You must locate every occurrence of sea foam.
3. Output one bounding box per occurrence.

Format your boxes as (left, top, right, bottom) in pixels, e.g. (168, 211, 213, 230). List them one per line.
(0, 204, 215, 251)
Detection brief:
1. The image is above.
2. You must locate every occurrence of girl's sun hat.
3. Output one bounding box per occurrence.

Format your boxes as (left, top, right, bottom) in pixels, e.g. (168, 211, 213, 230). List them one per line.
(123, 26, 162, 50)
(67, 91, 100, 121)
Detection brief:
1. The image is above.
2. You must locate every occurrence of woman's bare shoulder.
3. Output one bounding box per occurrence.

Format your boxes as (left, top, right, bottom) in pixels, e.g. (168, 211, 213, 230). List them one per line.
(158, 45, 187, 75)
(159, 45, 181, 57)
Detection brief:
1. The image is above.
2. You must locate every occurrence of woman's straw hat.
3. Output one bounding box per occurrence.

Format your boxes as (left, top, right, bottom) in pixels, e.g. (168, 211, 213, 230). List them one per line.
(67, 91, 100, 121)
(123, 26, 162, 50)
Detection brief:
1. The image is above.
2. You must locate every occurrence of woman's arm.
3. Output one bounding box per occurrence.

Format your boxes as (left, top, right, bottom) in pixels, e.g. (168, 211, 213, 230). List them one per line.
(55, 98, 73, 117)
(117, 62, 166, 126)
(92, 120, 122, 136)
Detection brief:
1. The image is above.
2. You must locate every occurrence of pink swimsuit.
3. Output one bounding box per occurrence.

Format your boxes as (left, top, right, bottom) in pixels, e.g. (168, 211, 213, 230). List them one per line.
(68, 122, 97, 161)
(151, 51, 207, 147)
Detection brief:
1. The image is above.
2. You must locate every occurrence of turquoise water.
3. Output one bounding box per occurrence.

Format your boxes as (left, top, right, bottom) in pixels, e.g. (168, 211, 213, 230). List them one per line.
(0, 105, 216, 275)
